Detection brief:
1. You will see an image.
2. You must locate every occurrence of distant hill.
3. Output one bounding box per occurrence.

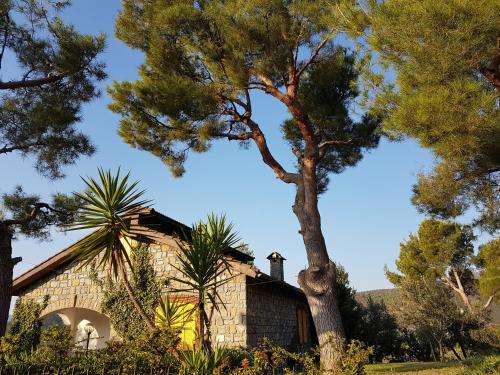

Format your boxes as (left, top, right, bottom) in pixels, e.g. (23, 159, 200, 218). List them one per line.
(355, 288, 500, 324)
(355, 288, 400, 309)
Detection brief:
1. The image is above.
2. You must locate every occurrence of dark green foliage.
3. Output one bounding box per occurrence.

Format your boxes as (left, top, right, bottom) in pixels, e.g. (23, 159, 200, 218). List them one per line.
(1, 328, 181, 374)
(37, 325, 73, 362)
(1, 186, 82, 239)
(0, 0, 106, 179)
(109, 0, 380, 184)
(335, 265, 363, 342)
(5, 295, 49, 355)
(365, 0, 500, 233)
(359, 297, 402, 363)
(96, 244, 161, 340)
(475, 238, 500, 304)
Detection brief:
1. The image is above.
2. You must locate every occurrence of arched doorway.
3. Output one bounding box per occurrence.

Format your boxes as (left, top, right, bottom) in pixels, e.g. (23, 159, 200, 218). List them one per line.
(41, 308, 111, 349)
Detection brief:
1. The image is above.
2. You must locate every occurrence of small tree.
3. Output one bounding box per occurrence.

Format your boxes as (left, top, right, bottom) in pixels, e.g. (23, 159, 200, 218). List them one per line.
(0, 189, 81, 336)
(387, 219, 495, 312)
(475, 238, 500, 307)
(359, 297, 402, 363)
(171, 214, 240, 350)
(69, 168, 155, 329)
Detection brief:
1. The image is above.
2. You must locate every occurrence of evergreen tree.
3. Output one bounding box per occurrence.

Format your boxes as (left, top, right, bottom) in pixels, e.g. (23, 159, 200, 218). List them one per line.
(364, 0, 500, 233)
(0, 0, 105, 336)
(109, 1, 380, 369)
(386, 219, 496, 312)
(359, 297, 402, 363)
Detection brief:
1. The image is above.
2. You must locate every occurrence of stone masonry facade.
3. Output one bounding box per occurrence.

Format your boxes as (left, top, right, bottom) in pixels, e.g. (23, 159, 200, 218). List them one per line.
(18, 238, 248, 347)
(17, 234, 311, 350)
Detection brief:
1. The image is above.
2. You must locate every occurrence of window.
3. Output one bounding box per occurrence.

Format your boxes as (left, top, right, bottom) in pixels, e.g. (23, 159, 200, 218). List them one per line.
(297, 305, 309, 345)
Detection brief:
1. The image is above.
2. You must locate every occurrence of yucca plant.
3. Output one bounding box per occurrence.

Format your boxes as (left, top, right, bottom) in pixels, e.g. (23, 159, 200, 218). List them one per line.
(172, 214, 240, 350)
(68, 168, 155, 329)
(155, 293, 192, 331)
(179, 346, 230, 375)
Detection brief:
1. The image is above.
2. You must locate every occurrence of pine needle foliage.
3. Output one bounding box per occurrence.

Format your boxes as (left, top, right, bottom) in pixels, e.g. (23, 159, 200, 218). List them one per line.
(364, 0, 500, 233)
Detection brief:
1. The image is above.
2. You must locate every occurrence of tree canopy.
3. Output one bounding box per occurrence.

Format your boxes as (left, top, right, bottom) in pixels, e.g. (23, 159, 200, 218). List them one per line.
(366, 0, 500, 233)
(110, 1, 382, 368)
(109, 0, 379, 184)
(0, 0, 106, 178)
(387, 218, 497, 311)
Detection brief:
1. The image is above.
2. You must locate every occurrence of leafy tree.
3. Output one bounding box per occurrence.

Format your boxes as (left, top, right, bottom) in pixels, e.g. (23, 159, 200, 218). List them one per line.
(172, 214, 240, 350)
(395, 277, 481, 361)
(0, 0, 105, 336)
(94, 243, 162, 340)
(0, 188, 81, 336)
(110, 1, 380, 369)
(0, 0, 106, 177)
(359, 297, 402, 363)
(364, 0, 500, 233)
(475, 238, 500, 307)
(69, 168, 155, 329)
(335, 265, 363, 342)
(386, 219, 496, 312)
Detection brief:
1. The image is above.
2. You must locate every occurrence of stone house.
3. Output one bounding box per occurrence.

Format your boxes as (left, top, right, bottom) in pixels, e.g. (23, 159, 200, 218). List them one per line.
(13, 209, 315, 351)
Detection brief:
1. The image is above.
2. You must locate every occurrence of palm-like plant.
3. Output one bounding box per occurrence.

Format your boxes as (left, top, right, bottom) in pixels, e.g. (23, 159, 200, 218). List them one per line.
(68, 168, 155, 329)
(172, 214, 240, 350)
(155, 293, 192, 331)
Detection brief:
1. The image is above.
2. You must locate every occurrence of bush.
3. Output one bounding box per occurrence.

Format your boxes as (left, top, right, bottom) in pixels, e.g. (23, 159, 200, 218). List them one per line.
(4, 295, 49, 355)
(461, 354, 500, 375)
(340, 340, 373, 375)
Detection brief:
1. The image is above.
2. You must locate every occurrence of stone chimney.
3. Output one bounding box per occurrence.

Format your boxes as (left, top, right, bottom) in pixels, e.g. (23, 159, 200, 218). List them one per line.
(267, 251, 286, 281)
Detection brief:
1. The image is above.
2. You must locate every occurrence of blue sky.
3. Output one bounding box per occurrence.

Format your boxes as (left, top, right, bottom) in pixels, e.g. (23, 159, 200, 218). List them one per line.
(2, 0, 443, 307)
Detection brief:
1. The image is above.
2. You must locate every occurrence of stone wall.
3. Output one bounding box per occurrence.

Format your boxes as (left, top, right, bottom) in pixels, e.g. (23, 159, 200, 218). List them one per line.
(148, 242, 247, 347)
(18, 237, 247, 347)
(246, 280, 309, 349)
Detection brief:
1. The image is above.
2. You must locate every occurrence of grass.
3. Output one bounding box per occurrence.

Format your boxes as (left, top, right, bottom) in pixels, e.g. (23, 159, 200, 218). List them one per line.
(365, 361, 463, 374)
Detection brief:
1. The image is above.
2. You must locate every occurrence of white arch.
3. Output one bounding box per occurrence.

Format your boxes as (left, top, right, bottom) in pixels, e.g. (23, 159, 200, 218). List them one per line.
(41, 308, 111, 349)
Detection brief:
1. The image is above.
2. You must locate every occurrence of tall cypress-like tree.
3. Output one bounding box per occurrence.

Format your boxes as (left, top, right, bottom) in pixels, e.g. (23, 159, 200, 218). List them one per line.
(109, 1, 379, 370)
(0, 0, 105, 336)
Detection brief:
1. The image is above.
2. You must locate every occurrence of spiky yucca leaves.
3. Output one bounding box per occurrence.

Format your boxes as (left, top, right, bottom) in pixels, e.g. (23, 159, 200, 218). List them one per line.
(68, 168, 155, 329)
(155, 294, 192, 332)
(179, 346, 230, 375)
(171, 214, 240, 350)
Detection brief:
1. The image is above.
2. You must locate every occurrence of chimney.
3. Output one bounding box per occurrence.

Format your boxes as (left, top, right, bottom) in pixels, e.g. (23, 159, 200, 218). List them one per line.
(267, 251, 286, 281)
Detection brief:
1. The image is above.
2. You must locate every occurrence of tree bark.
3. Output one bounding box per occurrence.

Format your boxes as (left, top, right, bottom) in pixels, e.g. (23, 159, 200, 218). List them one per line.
(450, 345, 462, 361)
(119, 267, 156, 330)
(0, 222, 13, 337)
(294, 168, 345, 373)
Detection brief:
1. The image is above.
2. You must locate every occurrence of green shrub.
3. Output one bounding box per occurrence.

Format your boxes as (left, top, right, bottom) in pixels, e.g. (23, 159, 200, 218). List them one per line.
(5, 295, 49, 355)
(461, 354, 500, 375)
(340, 340, 373, 375)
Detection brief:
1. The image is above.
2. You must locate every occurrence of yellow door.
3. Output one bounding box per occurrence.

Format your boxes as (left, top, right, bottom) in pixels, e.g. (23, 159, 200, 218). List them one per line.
(155, 298, 196, 348)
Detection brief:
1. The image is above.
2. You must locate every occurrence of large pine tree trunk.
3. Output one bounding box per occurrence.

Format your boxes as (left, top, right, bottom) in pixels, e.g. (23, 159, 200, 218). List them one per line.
(293, 170, 345, 373)
(0, 223, 13, 337)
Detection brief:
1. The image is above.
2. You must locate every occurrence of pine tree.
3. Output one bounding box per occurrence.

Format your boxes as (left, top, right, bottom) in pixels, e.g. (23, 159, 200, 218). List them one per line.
(109, 1, 380, 370)
(0, 0, 105, 336)
(365, 0, 500, 233)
